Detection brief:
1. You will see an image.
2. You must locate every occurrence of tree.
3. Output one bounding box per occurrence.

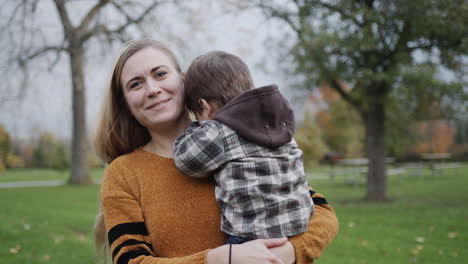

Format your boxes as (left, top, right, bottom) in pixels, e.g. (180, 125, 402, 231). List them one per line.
(0, 124, 11, 173)
(295, 111, 328, 165)
(408, 120, 456, 154)
(255, 0, 467, 200)
(2, 0, 165, 184)
(312, 84, 365, 158)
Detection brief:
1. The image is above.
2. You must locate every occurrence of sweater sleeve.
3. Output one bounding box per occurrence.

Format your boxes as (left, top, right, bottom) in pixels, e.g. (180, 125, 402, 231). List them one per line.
(101, 159, 210, 264)
(172, 121, 226, 178)
(288, 187, 339, 263)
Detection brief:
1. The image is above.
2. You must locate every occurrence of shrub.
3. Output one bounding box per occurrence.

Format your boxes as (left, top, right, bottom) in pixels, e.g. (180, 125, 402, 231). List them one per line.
(31, 132, 70, 169)
(296, 113, 328, 165)
(0, 124, 11, 166)
(0, 160, 5, 174)
(6, 153, 26, 169)
(88, 150, 104, 168)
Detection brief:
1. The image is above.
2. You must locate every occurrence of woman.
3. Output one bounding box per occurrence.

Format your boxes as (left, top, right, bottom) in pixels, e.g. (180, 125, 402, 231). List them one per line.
(94, 39, 338, 264)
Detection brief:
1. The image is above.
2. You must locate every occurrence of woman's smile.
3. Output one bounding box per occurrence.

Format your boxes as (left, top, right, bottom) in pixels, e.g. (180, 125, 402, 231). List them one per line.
(146, 98, 171, 111)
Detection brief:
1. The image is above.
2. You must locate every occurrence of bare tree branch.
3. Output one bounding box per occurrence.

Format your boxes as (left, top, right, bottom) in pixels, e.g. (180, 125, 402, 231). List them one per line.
(112, 0, 166, 25)
(0, 63, 30, 104)
(19, 45, 67, 63)
(47, 39, 68, 71)
(328, 79, 361, 108)
(53, 0, 74, 37)
(76, 0, 111, 37)
(81, 0, 164, 42)
(0, 0, 25, 31)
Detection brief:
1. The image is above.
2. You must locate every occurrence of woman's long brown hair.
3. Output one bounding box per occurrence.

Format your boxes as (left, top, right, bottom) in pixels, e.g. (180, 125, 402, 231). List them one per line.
(94, 39, 182, 263)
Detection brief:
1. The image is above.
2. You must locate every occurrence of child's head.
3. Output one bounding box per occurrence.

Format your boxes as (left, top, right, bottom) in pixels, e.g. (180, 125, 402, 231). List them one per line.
(184, 51, 254, 120)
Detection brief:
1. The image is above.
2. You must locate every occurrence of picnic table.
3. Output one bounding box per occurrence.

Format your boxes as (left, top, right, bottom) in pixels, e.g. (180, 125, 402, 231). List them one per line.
(421, 153, 452, 177)
(334, 157, 397, 186)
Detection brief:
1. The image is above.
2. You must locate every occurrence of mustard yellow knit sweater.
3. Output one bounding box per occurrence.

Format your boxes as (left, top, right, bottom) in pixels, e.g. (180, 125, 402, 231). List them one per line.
(101, 149, 338, 264)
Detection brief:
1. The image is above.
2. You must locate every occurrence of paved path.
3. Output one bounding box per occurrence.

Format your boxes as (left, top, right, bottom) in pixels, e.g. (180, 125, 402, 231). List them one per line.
(0, 179, 102, 189)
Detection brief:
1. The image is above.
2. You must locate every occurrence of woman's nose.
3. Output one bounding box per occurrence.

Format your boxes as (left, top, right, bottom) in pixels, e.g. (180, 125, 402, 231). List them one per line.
(146, 80, 162, 97)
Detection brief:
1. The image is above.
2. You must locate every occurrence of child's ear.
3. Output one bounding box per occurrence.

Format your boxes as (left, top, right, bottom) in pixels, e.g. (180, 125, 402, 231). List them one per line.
(198, 99, 211, 111)
(198, 99, 215, 118)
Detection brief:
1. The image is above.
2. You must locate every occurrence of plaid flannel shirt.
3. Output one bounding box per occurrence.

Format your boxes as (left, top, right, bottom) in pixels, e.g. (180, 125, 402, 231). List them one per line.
(173, 120, 313, 239)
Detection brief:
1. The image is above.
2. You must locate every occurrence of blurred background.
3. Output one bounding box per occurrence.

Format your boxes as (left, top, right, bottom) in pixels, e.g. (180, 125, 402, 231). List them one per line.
(0, 0, 467, 263)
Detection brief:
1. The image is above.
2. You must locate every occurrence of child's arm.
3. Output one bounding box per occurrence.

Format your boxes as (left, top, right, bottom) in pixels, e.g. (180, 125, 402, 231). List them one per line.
(173, 121, 227, 178)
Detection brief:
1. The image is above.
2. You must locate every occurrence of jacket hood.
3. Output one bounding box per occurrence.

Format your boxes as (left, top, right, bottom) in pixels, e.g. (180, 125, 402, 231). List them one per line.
(213, 84, 295, 148)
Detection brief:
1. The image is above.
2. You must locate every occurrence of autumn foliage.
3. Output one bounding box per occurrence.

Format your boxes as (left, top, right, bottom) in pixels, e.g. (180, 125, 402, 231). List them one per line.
(300, 83, 365, 159)
(408, 120, 455, 154)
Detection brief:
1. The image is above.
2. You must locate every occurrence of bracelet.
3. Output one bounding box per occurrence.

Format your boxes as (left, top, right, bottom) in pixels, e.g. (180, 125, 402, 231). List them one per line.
(228, 243, 232, 264)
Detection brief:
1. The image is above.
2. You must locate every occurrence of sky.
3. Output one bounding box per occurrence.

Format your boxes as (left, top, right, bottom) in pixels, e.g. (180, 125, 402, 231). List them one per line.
(2, 1, 463, 142)
(0, 0, 306, 141)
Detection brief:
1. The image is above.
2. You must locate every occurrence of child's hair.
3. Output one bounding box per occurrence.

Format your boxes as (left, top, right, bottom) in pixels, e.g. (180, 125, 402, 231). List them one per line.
(184, 51, 254, 113)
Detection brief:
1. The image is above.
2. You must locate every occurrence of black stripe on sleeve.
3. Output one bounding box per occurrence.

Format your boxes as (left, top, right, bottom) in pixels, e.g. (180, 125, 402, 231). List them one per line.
(112, 239, 154, 259)
(108, 222, 149, 245)
(309, 190, 316, 196)
(116, 249, 151, 264)
(312, 197, 328, 205)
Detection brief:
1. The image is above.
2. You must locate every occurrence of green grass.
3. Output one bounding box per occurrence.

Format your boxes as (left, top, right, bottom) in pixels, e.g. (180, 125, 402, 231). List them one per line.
(0, 165, 467, 264)
(0, 185, 101, 264)
(309, 164, 468, 264)
(0, 168, 104, 182)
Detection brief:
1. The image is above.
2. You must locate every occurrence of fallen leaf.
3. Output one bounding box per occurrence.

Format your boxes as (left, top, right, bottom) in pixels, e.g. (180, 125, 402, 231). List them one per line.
(53, 235, 64, 244)
(448, 232, 458, 239)
(415, 236, 425, 243)
(77, 233, 87, 242)
(9, 245, 21, 254)
(23, 224, 31, 231)
(73, 229, 88, 242)
(411, 245, 424, 256)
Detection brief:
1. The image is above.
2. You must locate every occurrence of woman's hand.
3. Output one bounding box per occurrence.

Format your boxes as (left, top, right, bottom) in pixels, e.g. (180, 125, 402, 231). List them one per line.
(207, 238, 288, 264)
(269, 241, 296, 264)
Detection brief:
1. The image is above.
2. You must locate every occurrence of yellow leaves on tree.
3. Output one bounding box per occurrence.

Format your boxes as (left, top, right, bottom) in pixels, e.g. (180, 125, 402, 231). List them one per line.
(408, 120, 455, 154)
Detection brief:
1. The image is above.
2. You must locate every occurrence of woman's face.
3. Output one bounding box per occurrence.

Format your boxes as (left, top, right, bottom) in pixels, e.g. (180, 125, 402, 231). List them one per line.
(120, 47, 186, 131)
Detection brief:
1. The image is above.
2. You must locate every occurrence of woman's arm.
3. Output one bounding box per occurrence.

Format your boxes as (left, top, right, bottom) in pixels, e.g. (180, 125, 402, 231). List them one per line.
(287, 187, 339, 263)
(207, 238, 288, 264)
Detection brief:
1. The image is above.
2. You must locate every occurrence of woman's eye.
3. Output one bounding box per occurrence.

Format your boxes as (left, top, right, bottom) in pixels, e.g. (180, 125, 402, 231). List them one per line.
(155, 71, 167, 79)
(130, 81, 142, 89)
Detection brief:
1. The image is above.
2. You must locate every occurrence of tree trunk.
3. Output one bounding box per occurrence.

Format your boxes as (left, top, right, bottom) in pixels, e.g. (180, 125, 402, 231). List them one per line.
(362, 102, 388, 201)
(68, 44, 91, 185)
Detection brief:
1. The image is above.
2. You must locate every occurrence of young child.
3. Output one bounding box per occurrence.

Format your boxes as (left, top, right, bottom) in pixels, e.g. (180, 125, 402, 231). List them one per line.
(173, 51, 313, 244)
